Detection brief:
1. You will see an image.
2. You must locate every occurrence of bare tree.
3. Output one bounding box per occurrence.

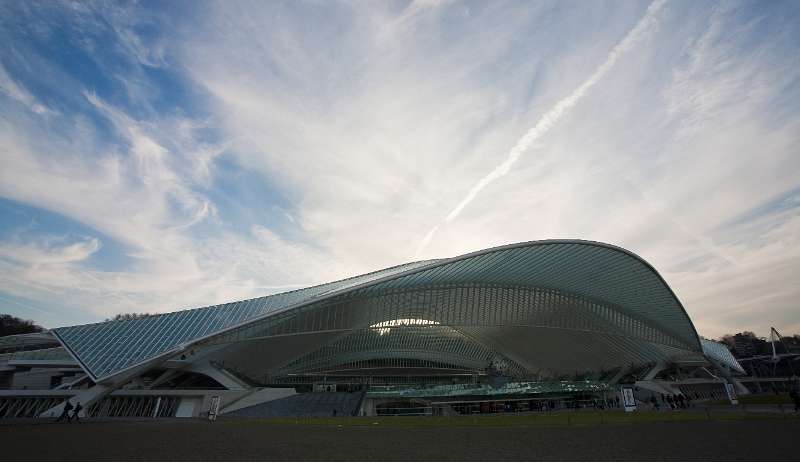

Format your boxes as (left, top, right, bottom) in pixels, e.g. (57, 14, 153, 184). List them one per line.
(0, 314, 44, 337)
(105, 312, 155, 322)
(718, 334, 735, 349)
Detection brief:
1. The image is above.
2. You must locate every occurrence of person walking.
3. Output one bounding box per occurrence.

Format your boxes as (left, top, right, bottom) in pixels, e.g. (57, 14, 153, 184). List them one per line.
(55, 401, 73, 423)
(71, 401, 83, 423)
(790, 389, 800, 412)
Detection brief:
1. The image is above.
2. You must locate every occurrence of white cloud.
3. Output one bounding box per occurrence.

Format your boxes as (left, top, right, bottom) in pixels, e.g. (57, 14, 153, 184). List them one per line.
(0, 0, 798, 339)
(416, 0, 667, 256)
(0, 63, 55, 115)
(0, 237, 101, 266)
(0, 86, 331, 323)
(175, 0, 799, 338)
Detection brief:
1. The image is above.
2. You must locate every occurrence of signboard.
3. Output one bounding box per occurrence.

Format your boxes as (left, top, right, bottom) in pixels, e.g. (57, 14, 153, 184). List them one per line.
(620, 387, 637, 412)
(724, 383, 739, 405)
(208, 395, 221, 421)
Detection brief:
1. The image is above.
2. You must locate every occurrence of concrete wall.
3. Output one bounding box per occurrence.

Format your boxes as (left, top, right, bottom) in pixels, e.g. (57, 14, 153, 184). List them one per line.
(220, 387, 297, 414)
(176, 397, 203, 417)
(10, 369, 58, 390)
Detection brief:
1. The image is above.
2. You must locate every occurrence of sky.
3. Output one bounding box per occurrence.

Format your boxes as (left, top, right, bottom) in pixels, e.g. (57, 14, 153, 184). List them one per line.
(0, 0, 798, 339)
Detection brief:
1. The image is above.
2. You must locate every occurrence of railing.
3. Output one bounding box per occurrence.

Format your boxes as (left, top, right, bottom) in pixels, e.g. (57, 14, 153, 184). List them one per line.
(367, 380, 610, 398)
(0, 396, 66, 418)
(4, 347, 73, 362)
(88, 395, 180, 418)
(376, 406, 433, 416)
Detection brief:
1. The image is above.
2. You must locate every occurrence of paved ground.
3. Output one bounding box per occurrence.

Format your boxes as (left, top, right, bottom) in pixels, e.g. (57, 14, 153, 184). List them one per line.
(1, 418, 798, 462)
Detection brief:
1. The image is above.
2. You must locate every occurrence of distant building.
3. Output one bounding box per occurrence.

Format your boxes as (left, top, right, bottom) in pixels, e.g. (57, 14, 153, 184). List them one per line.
(732, 333, 766, 358)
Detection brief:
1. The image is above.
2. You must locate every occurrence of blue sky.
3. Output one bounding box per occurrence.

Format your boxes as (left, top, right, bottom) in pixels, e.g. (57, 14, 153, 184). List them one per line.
(0, 0, 798, 338)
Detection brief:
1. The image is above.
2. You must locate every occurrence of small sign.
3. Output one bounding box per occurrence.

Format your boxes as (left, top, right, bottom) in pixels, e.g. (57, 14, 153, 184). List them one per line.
(724, 383, 739, 405)
(620, 387, 637, 412)
(208, 395, 221, 421)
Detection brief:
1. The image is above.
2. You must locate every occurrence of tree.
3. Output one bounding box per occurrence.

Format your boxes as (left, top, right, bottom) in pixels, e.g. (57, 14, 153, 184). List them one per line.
(0, 314, 44, 337)
(104, 312, 155, 322)
(719, 334, 735, 349)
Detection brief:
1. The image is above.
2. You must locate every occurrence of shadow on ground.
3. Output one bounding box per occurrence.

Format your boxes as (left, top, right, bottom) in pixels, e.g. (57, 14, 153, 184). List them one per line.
(1, 416, 798, 462)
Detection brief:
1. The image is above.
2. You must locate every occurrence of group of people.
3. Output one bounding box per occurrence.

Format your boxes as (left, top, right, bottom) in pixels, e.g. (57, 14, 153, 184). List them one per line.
(594, 396, 621, 410)
(649, 393, 691, 410)
(55, 400, 83, 423)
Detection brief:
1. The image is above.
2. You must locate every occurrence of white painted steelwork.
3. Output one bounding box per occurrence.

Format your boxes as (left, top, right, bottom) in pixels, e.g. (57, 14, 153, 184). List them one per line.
(52, 240, 706, 383)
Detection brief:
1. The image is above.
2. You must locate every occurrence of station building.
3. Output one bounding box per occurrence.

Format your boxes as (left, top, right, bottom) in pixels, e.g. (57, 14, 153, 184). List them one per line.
(0, 240, 747, 418)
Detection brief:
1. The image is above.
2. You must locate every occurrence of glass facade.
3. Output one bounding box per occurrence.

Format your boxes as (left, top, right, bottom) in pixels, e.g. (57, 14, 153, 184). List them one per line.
(54, 260, 434, 380)
(700, 337, 745, 373)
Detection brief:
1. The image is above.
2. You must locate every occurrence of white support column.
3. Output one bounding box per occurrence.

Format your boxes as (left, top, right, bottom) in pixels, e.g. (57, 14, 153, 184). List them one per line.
(708, 358, 749, 395)
(152, 396, 162, 418)
(148, 369, 179, 389)
(607, 365, 631, 385)
(187, 361, 249, 391)
(642, 362, 667, 381)
(40, 347, 174, 418)
(55, 374, 89, 390)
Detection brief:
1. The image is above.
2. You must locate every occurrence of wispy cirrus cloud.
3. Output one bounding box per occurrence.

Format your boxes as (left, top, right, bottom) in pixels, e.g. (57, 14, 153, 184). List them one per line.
(0, 237, 100, 266)
(0, 63, 55, 115)
(415, 0, 668, 256)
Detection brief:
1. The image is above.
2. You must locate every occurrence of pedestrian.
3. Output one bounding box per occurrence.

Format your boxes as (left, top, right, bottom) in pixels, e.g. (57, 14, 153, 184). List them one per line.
(790, 389, 800, 412)
(55, 400, 73, 423)
(71, 401, 83, 422)
(650, 395, 659, 410)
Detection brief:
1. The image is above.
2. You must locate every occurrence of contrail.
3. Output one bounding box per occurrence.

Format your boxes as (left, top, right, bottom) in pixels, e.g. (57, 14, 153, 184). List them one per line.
(414, 0, 668, 258)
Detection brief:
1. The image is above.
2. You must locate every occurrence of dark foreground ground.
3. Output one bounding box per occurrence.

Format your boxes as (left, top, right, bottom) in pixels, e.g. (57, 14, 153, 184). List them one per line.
(1, 417, 798, 462)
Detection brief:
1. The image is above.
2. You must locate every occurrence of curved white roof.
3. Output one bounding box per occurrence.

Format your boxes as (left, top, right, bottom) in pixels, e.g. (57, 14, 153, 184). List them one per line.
(53, 240, 705, 383)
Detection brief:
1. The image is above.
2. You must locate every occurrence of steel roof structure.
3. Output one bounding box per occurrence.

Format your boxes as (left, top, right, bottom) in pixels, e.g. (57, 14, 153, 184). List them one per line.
(53, 240, 711, 386)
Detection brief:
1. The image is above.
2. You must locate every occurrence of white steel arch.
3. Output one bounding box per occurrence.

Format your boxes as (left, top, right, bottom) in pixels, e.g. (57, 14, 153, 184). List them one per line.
(54, 240, 705, 384)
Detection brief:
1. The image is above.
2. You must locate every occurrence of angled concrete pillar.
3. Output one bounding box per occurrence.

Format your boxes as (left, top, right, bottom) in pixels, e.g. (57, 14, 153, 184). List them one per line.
(40, 383, 113, 418)
(148, 369, 180, 389)
(708, 358, 749, 395)
(607, 365, 632, 385)
(642, 362, 667, 381)
(41, 347, 173, 418)
(187, 361, 249, 391)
